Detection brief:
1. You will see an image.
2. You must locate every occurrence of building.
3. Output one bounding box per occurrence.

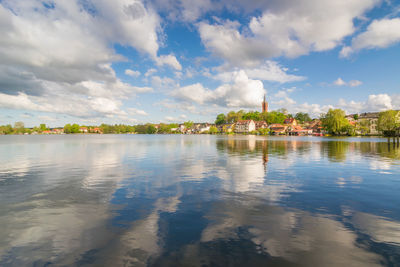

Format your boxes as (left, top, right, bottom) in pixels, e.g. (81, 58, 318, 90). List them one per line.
(358, 112, 380, 135)
(79, 127, 88, 133)
(254, 121, 268, 130)
(217, 123, 235, 133)
(284, 118, 298, 126)
(262, 94, 268, 113)
(268, 124, 288, 135)
(235, 120, 256, 133)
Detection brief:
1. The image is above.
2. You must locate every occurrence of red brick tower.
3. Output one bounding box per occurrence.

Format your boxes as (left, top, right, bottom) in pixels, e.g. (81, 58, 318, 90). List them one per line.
(262, 94, 268, 113)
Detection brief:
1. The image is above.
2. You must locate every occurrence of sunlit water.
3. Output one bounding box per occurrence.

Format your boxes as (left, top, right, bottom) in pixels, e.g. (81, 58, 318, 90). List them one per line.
(0, 135, 400, 266)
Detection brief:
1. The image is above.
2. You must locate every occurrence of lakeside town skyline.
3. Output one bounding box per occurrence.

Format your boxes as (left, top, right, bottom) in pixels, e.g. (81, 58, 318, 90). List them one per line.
(0, 1, 400, 128)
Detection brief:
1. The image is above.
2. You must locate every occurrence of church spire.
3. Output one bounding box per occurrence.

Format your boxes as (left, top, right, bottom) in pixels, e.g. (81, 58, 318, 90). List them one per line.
(262, 94, 268, 113)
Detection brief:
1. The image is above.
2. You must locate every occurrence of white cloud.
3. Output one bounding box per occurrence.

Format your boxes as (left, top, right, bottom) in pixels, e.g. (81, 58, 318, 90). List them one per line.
(198, 0, 379, 66)
(338, 93, 397, 114)
(348, 80, 363, 87)
(125, 69, 141, 78)
(127, 108, 148, 116)
(0, 0, 160, 120)
(172, 70, 266, 108)
(145, 68, 157, 77)
(334, 78, 347, 86)
(156, 54, 182, 70)
(341, 17, 400, 57)
(214, 61, 305, 83)
(333, 77, 362, 87)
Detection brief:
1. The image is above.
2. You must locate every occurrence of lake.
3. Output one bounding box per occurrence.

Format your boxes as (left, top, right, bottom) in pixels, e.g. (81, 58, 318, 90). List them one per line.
(0, 135, 399, 266)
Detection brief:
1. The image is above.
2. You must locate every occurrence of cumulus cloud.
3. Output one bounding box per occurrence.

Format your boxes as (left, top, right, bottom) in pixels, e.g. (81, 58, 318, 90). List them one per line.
(341, 17, 400, 57)
(127, 108, 148, 116)
(156, 54, 182, 70)
(125, 69, 141, 77)
(0, 0, 163, 120)
(172, 70, 266, 108)
(333, 77, 362, 87)
(198, 0, 379, 66)
(214, 61, 305, 83)
(338, 93, 398, 114)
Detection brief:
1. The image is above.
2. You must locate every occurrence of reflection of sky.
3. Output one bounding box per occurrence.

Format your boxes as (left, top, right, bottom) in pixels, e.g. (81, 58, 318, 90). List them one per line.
(0, 135, 399, 266)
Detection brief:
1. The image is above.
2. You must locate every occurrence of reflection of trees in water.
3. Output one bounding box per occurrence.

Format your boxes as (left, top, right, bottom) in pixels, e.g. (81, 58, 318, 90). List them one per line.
(321, 141, 350, 162)
(217, 137, 400, 164)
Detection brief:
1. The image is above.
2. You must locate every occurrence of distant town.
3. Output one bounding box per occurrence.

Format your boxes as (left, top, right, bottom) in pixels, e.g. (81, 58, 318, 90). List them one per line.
(1, 97, 400, 137)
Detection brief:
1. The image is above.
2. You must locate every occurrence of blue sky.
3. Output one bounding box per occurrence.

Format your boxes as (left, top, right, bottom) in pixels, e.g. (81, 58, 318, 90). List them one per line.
(0, 0, 399, 127)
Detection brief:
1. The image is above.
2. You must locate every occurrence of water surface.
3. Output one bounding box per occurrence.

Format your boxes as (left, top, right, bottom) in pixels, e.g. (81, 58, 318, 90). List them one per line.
(0, 135, 399, 266)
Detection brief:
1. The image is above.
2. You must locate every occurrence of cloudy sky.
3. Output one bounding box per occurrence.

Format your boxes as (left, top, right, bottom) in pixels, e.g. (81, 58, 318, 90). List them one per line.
(0, 0, 399, 127)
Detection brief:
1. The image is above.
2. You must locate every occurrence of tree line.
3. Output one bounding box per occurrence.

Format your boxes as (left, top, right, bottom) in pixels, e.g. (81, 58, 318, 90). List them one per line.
(215, 110, 312, 125)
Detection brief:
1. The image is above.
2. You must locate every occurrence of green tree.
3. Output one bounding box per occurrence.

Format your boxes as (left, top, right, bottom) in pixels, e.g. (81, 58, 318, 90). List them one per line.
(377, 110, 399, 136)
(145, 124, 157, 134)
(321, 109, 349, 135)
(226, 111, 242, 123)
(0, 124, 13, 135)
(209, 126, 218, 134)
(183, 121, 194, 129)
(356, 119, 370, 135)
(242, 111, 261, 121)
(258, 128, 270, 135)
(215, 114, 226, 125)
(40, 123, 48, 132)
(294, 112, 312, 123)
(264, 111, 287, 124)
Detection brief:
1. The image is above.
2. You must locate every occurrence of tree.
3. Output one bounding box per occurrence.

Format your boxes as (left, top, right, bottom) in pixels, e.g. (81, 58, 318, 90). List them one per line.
(145, 124, 157, 134)
(377, 110, 399, 136)
(226, 111, 242, 123)
(215, 114, 226, 125)
(264, 111, 286, 124)
(242, 111, 261, 121)
(321, 109, 349, 135)
(356, 119, 370, 135)
(183, 121, 194, 129)
(0, 124, 13, 135)
(294, 112, 312, 123)
(40, 124, 48, 132)
(209, 126, 218, 134)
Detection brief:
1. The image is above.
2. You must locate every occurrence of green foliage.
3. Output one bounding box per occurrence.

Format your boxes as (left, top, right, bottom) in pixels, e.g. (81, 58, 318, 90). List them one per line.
(135, 124, 156, 134)
(321, 109, 350, 135)
(356, 119, 370, 135)
(377, 110, 399, 135)
(215, 114, 226, 125)
(294, 112, 312, 123)
(209, 126, 218, 134)
(40, 124, 48, 132)
(183, 121, 194, 129)
(64, 123, 80, 134)
(353, 114, 359, 120)
(264, 111, 287, 124)
(258, 128, 270, 136)
(0, 124, 13, 135)
(226, 111, 242, 123)
(242, 111, 261, 121)
(146, 124, 156, 134)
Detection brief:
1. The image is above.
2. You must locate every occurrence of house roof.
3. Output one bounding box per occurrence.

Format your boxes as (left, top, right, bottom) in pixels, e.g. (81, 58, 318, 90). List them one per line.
(236, 120, 254, 125)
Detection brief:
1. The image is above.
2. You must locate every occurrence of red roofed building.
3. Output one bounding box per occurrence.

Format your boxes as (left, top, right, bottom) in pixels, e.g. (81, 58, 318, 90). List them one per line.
(269, 124, 288, 135)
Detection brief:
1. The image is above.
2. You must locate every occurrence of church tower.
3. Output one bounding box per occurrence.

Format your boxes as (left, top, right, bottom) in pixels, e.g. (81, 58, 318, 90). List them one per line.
(262, 94, 268, 113)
